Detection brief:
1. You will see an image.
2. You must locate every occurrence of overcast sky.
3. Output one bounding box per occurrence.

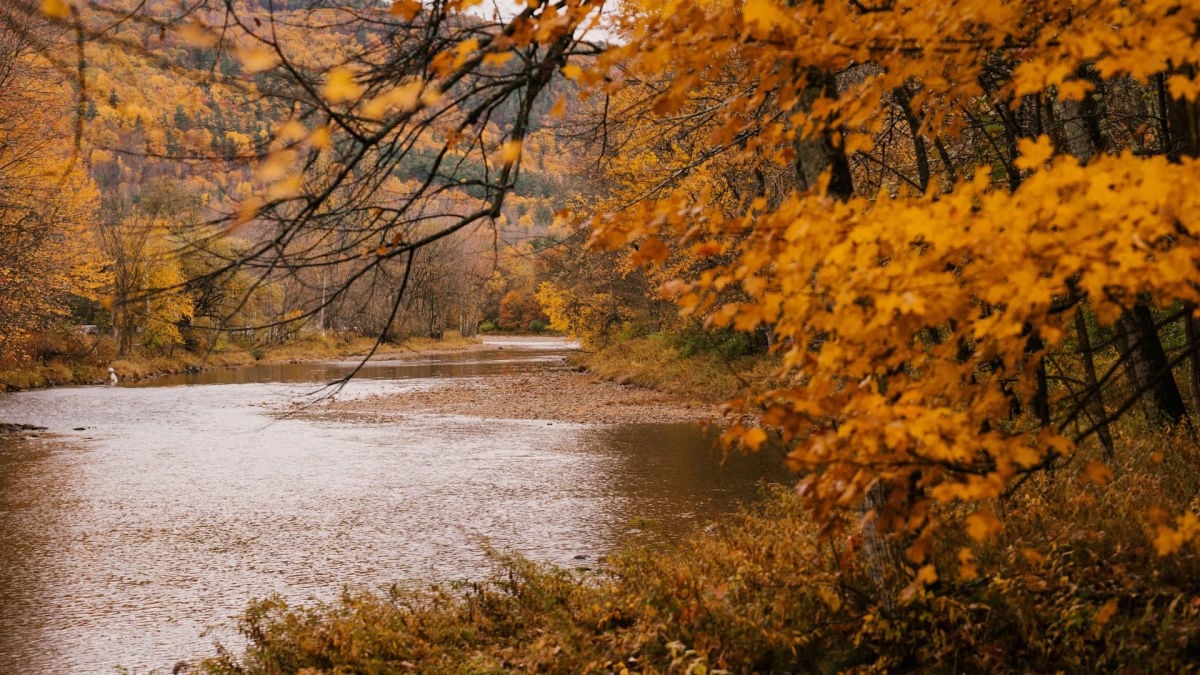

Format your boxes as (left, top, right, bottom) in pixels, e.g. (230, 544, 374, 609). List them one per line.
(464, 0, 618, 43)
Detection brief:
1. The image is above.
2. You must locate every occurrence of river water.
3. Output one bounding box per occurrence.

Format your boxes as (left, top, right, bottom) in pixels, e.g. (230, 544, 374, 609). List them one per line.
(0, 337, 788, 673)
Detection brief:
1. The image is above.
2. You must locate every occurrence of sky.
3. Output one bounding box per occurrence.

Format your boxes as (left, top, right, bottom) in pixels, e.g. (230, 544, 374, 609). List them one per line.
(463, 0, 619, 43)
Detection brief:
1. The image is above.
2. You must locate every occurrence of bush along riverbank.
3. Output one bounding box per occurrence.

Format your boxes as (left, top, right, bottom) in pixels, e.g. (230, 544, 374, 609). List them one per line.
(197, 429, 1200, 672)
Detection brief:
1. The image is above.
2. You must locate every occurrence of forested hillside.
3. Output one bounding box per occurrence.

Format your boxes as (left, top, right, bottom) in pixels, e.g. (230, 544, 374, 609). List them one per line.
(1, 0, 579, 371)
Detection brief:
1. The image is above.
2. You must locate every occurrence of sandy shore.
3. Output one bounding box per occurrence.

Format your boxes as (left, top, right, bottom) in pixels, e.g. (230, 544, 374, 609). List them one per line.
(302, 370, 718, 425)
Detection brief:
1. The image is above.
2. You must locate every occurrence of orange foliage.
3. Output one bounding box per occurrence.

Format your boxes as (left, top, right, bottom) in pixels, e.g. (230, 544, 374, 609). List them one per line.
(583, 0, 1200, 561)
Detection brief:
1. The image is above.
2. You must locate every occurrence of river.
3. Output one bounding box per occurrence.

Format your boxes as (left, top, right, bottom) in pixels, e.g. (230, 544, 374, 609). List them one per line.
(0, 337, 788, 673)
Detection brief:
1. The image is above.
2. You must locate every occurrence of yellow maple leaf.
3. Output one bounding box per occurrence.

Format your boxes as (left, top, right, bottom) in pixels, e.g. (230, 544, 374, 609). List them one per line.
(1021, 547, 1047, 565)
(236, 45, 280, 74)
(390, 0, 421, 20)
(1056, 79, 1094, 102)
(1167, 74, 1200, 102)
(1154, 524, 1185, 556)
(742, 0, 792, 38)
(483, 52, 514, 67)
(742, 427, 768, 451)
(323, 67, 364, 104)
(1082, 460, 1113, 486)
(176, 21, 220, 48)
(454, 38, 480, 68)
(256, 149, 295, 183)
(275, 120, 308, 144)
(1013, 135, 1055, 171)
(499, 139, 523, 164)
(915, 563, 938, 585)
(362, 80, 425, 118)
(965, 510, 1002, 542)
(266, 175, 304, 201)
(957, 548, 978, 580)
(561, 64, 584, 81)
(43, 0, 70, 19)
(308, 126, 332, 150)
(234, 197, 264, 228)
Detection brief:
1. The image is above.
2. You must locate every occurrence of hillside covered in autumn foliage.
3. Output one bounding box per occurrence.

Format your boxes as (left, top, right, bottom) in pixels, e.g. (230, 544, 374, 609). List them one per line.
(2, 0, 580, 378)
(8, 0, 1200, 670)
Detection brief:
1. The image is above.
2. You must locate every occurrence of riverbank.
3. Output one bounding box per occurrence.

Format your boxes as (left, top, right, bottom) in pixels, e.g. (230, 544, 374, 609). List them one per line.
(299, 369, 717, 425)
(0, 332, 485, 393)
(570, 333, 779, 404)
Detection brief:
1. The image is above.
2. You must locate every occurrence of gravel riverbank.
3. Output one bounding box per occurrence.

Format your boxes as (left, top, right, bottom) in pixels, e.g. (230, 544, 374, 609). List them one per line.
(302, 370, 719, 425)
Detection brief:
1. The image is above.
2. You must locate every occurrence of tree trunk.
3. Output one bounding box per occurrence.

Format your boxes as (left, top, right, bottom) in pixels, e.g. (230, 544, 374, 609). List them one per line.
(1074, 307, 1114, 455)
(794, 69, 854, 201)
(1185, 306, 1200, 419)
(1119, 304, 1188, 426)
(1164, 64, 1200, 161)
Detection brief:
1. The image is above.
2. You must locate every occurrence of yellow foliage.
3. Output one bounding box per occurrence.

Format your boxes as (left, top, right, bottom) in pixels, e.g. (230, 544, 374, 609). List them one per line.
(323, 66, 364, 103)
(235, 45, 280, 74)
(578, 0, 1200, 564)
(42, 0, 71, 20)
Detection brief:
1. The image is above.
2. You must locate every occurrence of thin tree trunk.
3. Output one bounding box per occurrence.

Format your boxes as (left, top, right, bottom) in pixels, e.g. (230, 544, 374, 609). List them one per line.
(1074, 307, 1114, 456)
(1185, 306, 1200, 419)
(894, 86, 930, 191)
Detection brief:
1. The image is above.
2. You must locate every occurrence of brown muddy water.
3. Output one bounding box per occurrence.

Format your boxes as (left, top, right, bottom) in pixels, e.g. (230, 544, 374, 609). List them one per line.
(0, 337, 789, 673)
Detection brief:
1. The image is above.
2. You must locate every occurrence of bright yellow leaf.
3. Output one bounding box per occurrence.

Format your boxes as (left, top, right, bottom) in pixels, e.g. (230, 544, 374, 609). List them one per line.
(483, 52, 514, 67)
(323, 67, 364, 104)
(742, 0, 792, 38)
(499, 139, 523, 164)
(308, 126, 332, 150)
(1167, 74, 1200, 102)
(965, 511, 1002, 542)
(43, 0, 70, 19)
(176, 21, 220, 48)
(1014, 135, 1055, 171)
(742, 428, 768, 451)
(562, 64, 584, 81)
(915, 564, 938, 585)
(236, 45, 280, 74)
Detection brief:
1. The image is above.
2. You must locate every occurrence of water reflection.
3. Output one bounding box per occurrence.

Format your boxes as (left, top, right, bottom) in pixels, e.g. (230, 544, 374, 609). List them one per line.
(0, 340, 789, 672)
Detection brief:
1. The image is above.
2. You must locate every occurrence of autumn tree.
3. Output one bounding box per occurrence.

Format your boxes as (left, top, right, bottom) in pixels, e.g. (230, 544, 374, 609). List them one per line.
(98, 180, 195, 355)
(575, 0, 1200, 581)
(0, 6, 105, 361)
